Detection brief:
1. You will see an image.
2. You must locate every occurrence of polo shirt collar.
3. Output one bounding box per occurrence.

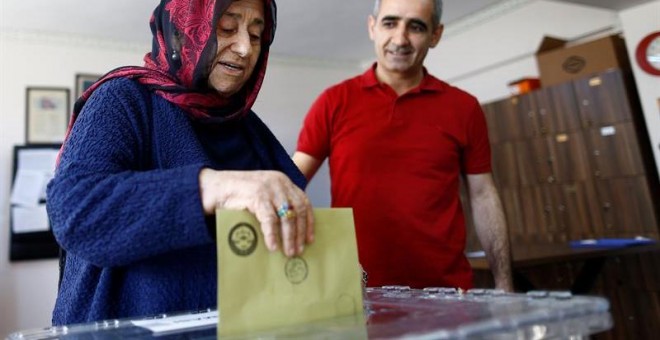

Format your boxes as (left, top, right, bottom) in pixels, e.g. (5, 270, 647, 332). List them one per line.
(360, 62, 445, 93)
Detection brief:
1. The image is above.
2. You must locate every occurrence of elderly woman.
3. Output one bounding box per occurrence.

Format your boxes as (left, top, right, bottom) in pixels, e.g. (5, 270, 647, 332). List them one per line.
(46, 0, 313, 325)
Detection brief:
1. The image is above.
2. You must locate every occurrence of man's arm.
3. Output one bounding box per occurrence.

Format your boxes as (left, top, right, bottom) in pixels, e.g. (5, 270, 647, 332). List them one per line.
(466, 173, 513, 292)
(292, 151, 323, 181)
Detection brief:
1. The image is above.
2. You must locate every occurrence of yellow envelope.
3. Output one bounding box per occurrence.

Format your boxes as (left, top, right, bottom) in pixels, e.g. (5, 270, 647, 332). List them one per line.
(216, 208, 365, 336)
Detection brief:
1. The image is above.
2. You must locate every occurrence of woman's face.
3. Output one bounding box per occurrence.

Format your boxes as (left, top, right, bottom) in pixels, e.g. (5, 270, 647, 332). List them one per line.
(208, 0, 265, 97)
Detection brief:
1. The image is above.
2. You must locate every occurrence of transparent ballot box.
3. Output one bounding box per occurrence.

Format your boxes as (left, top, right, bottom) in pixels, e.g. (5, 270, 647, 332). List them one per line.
(8, 287, 612, 339)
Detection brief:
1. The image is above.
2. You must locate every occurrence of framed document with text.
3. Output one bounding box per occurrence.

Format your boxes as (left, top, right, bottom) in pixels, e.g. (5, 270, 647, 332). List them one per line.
(25, 87, 70, 144)
(9, 144, 61, 261)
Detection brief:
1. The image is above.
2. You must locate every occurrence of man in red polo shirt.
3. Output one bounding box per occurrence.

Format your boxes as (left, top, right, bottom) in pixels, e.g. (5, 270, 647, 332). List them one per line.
(294, 0, 512, 291)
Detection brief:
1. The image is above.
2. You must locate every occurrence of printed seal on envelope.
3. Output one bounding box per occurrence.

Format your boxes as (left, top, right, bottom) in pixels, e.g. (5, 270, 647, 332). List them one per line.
(285, 257, 308, 284)
(228, 223, 258, 256)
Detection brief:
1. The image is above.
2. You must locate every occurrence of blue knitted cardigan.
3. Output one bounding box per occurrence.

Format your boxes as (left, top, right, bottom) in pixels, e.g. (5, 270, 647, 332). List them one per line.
(46, 78, 306, 325)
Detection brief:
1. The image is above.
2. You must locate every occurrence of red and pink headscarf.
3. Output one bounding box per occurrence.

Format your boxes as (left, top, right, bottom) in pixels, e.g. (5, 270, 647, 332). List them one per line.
(70, 0, 276, 129)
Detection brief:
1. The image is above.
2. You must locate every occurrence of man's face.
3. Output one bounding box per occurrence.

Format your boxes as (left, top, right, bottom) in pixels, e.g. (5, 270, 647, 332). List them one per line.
(368, 0, 443, 78)
(208, 0, 265, 97)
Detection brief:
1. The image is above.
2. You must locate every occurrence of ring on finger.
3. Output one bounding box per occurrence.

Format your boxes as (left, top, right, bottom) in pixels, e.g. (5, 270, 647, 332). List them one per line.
(277, 202, 296, 220)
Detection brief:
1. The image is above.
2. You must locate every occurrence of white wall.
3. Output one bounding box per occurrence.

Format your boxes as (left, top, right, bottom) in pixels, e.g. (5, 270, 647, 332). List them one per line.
(0, 31, 355, 336)
(620, 1, 660, 177)
(254, 57, 361, 207)
(0, 32, 148, 337)
(426, 0, 621, 103)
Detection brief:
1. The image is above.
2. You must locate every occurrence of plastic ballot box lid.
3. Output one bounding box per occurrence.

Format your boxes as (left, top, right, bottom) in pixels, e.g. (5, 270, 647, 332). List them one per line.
(9, 286, 612, 339)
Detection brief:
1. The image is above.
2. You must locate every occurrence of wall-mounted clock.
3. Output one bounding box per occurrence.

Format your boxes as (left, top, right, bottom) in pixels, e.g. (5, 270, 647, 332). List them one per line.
(635, 31, 660, 76)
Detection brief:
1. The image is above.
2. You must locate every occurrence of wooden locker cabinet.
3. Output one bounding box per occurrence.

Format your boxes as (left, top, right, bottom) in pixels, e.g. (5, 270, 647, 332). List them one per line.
(584, 122, 646, 178)
(594, 177, 659, 237)
(500, 187, 524, 243)
(514, 138, 554, 187)
(491, 142, 519, 187)
(518, 185, 558, 244)
(537, 82, 582, 134)
(516, 183, 598, 244)
(508, 82, 582, 139)
(482, 102, 503, 144)
(573, 69, 634, 127)
(515, 92, 541, 139)
(525, 90, 550, 136)
(550, 131, 591, 183)
(475, 68, 660, 340)
(513, 132, 590, 187)
(489, 96, 527, 142)
(479, 68, 659, 248)
(553, 181, 603, 240)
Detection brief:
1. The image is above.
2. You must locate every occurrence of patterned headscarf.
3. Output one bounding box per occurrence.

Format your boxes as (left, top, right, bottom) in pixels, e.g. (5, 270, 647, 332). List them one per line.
(69, 0, 276, 131)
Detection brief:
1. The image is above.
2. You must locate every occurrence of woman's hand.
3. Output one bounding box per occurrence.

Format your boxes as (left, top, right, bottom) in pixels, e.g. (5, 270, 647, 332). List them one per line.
(198, 168, 314, 257)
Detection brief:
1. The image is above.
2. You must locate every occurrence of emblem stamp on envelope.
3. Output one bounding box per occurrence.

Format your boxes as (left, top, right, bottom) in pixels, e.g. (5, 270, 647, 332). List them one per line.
(228, 222, 258, 256)
(284, 257, 308, 284)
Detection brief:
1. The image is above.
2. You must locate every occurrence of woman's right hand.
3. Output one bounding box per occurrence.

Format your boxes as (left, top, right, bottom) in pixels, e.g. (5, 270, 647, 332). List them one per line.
(198, 168, 314, 257)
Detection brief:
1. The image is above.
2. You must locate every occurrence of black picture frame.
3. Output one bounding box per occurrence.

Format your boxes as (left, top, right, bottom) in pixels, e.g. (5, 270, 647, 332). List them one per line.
(75, 73, 102, 100)
(9, 144, 62, 261)
(25, 87, 70, 144)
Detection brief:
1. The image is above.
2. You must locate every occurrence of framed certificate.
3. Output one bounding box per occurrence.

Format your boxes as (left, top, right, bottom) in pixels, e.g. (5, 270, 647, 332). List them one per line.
(25, 87, 70, 144)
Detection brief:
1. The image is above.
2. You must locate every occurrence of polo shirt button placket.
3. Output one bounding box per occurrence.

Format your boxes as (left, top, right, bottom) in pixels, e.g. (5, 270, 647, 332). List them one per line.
(391, 97, 405, 126)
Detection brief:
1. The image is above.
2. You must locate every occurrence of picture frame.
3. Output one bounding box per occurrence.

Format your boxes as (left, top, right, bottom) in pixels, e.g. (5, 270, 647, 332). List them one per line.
(25, 87, 70, 144)
(75, 73, 102, 100)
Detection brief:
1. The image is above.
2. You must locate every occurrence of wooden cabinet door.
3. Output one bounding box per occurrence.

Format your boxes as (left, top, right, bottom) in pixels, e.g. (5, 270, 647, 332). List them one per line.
(491, 96, 526, 142)
(573, 69, 633, 127)
(542, 185, 567, 243)
(482, 102, 502, 144)
(554, 181, 603, 241)
(517, 182, 605, 244)
(500, 187, 525, 245)
(491, 142, 518, 188)
(550, 132, 590, 183)
(594, 177, 659, 238)
(515, 138, 554, 186)
(531, 87, 555, 136)
(516, 92, 541, 139)
(519, 185, 558, 244)
(585, 122, 646, 178)
(540, 82, 581, 133)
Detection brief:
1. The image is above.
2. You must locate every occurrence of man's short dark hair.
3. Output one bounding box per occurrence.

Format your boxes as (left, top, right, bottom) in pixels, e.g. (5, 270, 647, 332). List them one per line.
(373, 0, 443, 28)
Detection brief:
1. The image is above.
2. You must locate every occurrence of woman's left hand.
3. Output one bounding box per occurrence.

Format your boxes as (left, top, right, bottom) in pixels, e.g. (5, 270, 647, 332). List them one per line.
(198, 168, 314, 257)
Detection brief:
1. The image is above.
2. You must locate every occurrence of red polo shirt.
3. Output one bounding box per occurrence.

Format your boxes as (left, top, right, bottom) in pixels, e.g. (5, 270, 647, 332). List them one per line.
(297, 65, 491, 289)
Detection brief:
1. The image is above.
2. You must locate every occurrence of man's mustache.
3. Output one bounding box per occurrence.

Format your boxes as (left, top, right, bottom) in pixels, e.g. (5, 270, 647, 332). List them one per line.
(385, 44, 413, 54)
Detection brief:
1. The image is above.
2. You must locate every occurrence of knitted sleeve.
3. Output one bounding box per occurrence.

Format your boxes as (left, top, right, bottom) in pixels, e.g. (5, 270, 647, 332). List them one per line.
(46, 79, 211, 267)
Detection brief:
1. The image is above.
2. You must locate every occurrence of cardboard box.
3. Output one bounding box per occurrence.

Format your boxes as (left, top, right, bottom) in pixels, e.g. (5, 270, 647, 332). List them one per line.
(536, 34, 630, 87)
